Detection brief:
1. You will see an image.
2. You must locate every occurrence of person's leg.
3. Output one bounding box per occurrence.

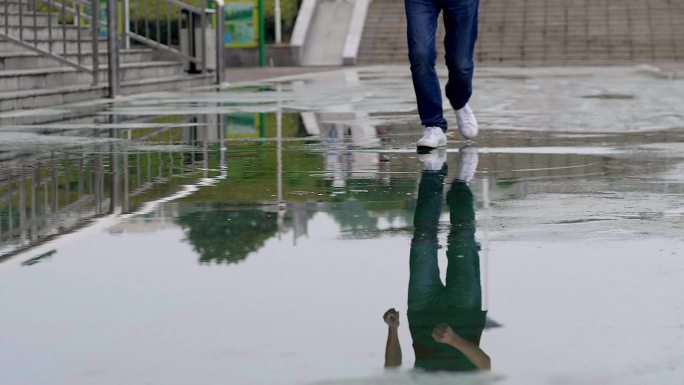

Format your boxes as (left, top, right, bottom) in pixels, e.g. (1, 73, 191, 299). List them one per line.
(447, 179, 475, 230)
(408, 170, 447, 311)
(442, 0, 479, 110)
(405, 0, 448, 130)
(444, 181, 482, 309)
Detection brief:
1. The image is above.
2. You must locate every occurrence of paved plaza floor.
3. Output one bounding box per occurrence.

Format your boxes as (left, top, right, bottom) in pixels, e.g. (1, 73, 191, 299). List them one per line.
(0, 65, 683, 385)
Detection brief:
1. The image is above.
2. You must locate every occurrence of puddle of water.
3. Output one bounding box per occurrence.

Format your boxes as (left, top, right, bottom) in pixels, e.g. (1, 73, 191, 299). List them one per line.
(1, 67, 684, 385)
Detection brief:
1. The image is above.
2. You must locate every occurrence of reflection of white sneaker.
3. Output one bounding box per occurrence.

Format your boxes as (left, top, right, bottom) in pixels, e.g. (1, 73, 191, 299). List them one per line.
(457, 146, 479, 182)
(456, 104, 479, 140)
(418, 148, 447, 171)
(416, 126, 447, 148)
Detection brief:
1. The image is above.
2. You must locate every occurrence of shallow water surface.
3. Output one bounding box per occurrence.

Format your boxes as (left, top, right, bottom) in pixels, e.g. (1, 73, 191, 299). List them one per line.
(1, 66, 684, 385)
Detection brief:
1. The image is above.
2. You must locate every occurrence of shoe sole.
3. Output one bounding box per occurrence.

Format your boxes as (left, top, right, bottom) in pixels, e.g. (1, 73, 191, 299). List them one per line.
(416, 144, 446, 153)
(459, 145, 479, 154)
(416, 146, 437, 154)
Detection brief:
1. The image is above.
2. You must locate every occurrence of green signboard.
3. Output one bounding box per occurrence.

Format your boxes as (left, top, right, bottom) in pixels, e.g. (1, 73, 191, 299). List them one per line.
(224, 113, 266, 138)
(224, 1, 259, 48)
(83, 0, 108, 37)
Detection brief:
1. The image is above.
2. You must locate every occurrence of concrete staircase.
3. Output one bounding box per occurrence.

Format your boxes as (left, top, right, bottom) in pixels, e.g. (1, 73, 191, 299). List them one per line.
(0, 0, 213, 114)
(358, 0, 684, 65)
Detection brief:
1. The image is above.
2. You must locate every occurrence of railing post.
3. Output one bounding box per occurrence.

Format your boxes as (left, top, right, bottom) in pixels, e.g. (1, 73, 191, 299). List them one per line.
(258, 0, 265, 66)
(185, 8, 196, 73)
(91, 0, 100, 85)
(123, 0, 130, 49)
(76, 3, 82, 64)
(107, 0, 120, 97)
(215, 1, 225, 84)
(275, 0, 281, 43)
(200, 0, 207, 73)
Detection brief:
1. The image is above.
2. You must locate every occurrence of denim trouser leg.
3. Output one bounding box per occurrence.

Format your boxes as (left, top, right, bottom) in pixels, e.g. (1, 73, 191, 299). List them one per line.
(444, 181, 482, 310)
(443, 0, 479, 110)
(405, 0, 448, 131)
(408, 171, 446, 311)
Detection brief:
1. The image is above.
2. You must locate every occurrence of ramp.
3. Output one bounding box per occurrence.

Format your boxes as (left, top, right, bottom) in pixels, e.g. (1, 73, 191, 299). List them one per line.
(300, 0, 354, 66)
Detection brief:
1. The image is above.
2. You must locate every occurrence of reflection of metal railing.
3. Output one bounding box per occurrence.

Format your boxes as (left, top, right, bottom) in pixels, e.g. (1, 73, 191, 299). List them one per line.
(0, 0, 101, 84)
(0, 121, 224, 263)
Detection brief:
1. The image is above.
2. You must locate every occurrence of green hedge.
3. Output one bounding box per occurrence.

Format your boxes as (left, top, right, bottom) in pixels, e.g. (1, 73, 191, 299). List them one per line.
(35, 0, 302, 45)
(263, 0, 301, 43)
(129, 0, 301, 43)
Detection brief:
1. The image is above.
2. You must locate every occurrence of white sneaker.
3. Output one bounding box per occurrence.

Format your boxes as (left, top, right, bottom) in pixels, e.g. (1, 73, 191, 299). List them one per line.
(417, 148, 447, 171)
(456, 104, 479, 140)
(416, 126, 447, 148)
(457, 146, 479, 182)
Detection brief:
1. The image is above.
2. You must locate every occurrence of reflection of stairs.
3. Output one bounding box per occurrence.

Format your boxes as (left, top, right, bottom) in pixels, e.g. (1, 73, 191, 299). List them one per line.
(358, 0, 684, 64)
(0, 115, 214, 261)
(0, 0, 212, 113)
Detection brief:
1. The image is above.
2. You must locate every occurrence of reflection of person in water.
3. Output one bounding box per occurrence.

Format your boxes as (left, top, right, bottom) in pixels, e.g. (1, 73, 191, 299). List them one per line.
(383, 148, 490, 371)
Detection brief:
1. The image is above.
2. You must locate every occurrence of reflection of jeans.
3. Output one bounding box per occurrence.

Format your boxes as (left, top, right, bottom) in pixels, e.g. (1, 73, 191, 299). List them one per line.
(405, 0, 479, 130)
(408, 171, 485, 371)
(408, 172, 481, 312)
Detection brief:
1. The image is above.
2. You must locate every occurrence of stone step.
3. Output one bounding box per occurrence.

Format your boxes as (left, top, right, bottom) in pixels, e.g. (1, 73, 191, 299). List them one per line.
(359, 40, 680, 50)
(0, 61, 183, 92)
(0, 73, 214, 118)
(0, 82, 106, 114)
(0, 37, 110, 52)
(0, 12, 59, 26)
(0, 2, 31, 12)
(358, 52, 677, 64)
(0, 48, 154, 70)
(2, 25, 94, 40)
(360, 45, 669, 54)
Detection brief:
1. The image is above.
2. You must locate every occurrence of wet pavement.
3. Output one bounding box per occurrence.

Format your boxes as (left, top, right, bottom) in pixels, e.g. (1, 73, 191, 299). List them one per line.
(1, 65, 684, 385)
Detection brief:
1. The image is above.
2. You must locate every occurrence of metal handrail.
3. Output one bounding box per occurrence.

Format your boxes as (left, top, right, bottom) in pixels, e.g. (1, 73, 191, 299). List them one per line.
(123, 0, 224, 83)
(0, 0, 100, 82)
(125, 0, 209, 68)
(0, 0, 224, 96)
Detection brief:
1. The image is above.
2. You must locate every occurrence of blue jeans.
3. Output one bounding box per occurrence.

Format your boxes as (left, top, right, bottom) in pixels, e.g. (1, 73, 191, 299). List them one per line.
(405, 0, 479, 131)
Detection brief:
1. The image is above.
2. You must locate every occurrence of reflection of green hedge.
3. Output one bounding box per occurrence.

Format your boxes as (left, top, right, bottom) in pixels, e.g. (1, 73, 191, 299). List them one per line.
(177, 208, 278, 264)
